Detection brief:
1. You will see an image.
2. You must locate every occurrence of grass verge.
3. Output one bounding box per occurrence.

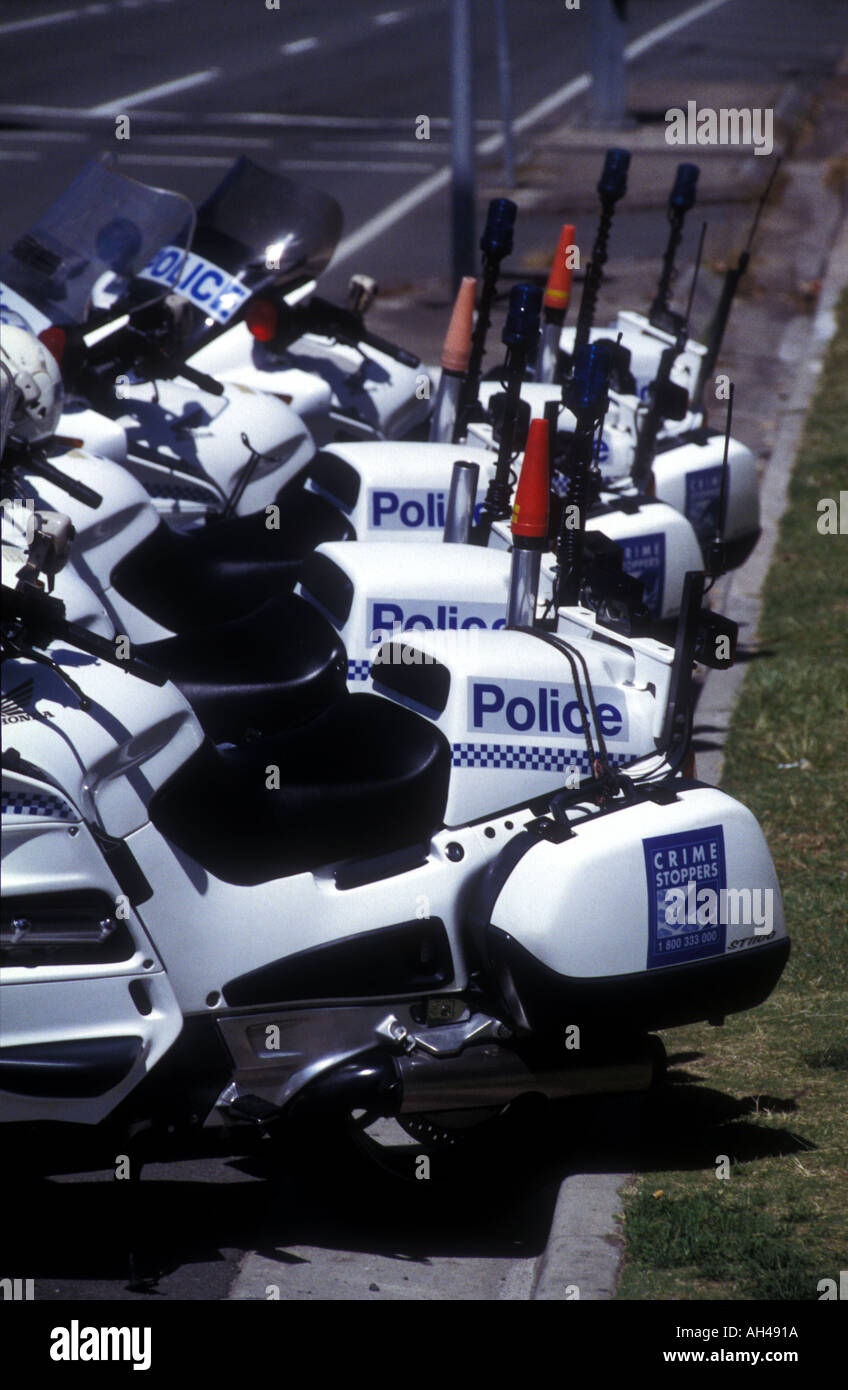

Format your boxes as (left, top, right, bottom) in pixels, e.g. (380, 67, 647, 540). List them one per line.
(616, 285, 848, 1301)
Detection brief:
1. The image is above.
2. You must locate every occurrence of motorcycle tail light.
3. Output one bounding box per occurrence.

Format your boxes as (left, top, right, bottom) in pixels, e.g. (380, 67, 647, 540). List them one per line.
(245, 299, 278, 342)
(38, 325, 66, 365)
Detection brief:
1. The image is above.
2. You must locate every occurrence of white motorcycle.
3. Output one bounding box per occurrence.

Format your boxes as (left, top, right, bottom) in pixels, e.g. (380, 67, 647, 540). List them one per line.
(0, 161, 315, 532)
(1, 532, 789, 1178)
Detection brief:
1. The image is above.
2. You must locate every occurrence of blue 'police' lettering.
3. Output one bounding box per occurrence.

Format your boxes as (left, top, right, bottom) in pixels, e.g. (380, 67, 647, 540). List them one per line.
(137, 247, 249, 323)
(370, 601, 507, 643)
(469, 679, 628, 741)
(191, 269, 224, 303)
(369, 489, 447, 530)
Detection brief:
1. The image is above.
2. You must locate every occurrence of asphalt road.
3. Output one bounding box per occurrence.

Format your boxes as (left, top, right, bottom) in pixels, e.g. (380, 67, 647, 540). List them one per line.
(2, 0, 847, 1305)
(3, 0, 843, 304)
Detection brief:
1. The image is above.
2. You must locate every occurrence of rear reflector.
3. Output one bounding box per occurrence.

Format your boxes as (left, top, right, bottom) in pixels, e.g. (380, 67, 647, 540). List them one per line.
(245, 299, 278, 342)
(38, 325, 66, 365)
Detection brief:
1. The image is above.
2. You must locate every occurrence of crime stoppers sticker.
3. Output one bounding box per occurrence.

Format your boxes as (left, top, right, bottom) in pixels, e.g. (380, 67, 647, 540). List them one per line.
(620, 532, 665, 617)
(685, 464, 724, 547)
(643, 824, 727, 970)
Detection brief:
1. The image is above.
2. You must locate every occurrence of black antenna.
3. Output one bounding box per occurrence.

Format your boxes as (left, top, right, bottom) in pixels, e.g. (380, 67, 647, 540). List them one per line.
(694, 157, 781, 411)
(631, 225, 706, 491)
(474, 283, 542, 539)
(454, 198, 517, 438)
(592, 330, 621, 472)
(683, 220, 708, 326)
(743, 156, 781, 256)
(649, 163, 700, 334)
(572, 149, 630, 361)
(706, 381, 734, 577)
(554, 341, 612, 608)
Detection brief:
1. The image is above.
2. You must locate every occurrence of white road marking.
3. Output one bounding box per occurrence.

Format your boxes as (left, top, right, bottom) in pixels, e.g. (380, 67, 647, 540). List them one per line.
(279, 159, 436, 173)
(332, 167, 451, 266)
(225, 113, 501, 129)
(140, 133, 272, 147)
(311, 138, 451, 152)
(0, 130, 88, 142)
(117, 153, 234, 167)
(331, 0, 734, 266)
(374, 10, 405, 25)
(0, 106, 83, 119)
(0, 104, 168, 122)
(281, 38, 319, 56)
(0, 105, 500, 131)
(624, 0, 734, 60)
(89, 69, 221, 116)
(0, 9, 79, 37)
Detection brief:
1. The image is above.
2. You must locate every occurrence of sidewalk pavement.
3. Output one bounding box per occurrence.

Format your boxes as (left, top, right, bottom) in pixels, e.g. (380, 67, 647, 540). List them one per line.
(530, 51, 848, 1301)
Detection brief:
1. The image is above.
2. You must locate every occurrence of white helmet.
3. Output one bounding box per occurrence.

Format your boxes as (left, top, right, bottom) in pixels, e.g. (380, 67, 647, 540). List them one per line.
(0, 323, 63, 444)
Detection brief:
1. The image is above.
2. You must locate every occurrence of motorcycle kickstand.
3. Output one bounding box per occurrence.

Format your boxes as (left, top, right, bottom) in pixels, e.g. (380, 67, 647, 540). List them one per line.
(113, 1137, 160, 1294)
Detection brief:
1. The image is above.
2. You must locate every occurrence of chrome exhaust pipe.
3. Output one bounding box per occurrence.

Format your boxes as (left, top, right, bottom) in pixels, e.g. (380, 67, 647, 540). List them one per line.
(396, 1042, 656, 1113)
(277, 1041, 657, 1121)
(213, 1002, 662, 1125)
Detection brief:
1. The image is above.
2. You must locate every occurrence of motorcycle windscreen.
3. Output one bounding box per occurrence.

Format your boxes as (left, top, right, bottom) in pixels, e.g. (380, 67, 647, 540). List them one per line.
(192, 156, 343, 291)
(0, 159, 194, 325)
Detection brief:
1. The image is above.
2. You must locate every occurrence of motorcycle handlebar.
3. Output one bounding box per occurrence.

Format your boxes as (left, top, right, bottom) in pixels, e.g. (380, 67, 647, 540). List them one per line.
(2, 584, 168, 687)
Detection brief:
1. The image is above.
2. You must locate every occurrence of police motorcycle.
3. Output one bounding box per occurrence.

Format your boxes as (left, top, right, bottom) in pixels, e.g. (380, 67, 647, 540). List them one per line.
(0, 349, 789, 1176)
(171, 157, 431, 446)
(0, 160, 315, 533)
(0, 320, 667, 770)
(469, 155, 761, 573)
(557, 157, 778, 409)
(0, 327, 351, 745)
(293, 276, 706, 630)
(549, 155, 778, 565)
(0, 306, 692, 788)
(0, 320, 677, 777)
(273, 180, 754, 634)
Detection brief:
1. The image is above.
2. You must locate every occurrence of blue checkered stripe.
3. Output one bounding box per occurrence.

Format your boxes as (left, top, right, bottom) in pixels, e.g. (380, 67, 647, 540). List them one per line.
(2, 790, 76, 821)
(347, 658, 372, 682)
(551, 472, 570, 499)
(452, 743, 630, 774)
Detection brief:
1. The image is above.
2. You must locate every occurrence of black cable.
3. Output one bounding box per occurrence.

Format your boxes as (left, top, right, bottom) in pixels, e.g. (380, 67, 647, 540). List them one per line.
(514, 625, 599, 770)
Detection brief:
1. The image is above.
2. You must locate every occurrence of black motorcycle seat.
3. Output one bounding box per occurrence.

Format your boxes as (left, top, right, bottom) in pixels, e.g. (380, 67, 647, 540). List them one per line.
(111, 488, 351, 631)
(149, 693, 451, 885)
(135, 594, 347, 741)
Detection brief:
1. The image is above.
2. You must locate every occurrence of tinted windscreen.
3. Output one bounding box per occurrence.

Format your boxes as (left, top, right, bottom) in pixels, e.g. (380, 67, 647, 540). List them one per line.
(192, 157, 343, 287)
(0, 161, 193, 324)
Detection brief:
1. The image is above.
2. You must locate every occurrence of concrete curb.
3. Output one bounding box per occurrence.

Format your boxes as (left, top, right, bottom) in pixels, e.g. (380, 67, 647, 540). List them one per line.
(695, 208, 848, 786)
(531, 1170, 629, 1301)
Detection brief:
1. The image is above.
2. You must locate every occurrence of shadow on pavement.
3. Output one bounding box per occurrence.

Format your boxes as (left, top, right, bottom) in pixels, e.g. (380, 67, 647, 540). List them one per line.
(0, 1064, 813, 1299)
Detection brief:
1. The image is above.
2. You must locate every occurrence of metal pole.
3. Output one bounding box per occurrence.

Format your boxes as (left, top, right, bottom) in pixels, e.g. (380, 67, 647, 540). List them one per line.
(494, 0, 516, 188)
(450, 0, 476, 292)
(443, 460, 480, 543)
(590, 0, 627, 127)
